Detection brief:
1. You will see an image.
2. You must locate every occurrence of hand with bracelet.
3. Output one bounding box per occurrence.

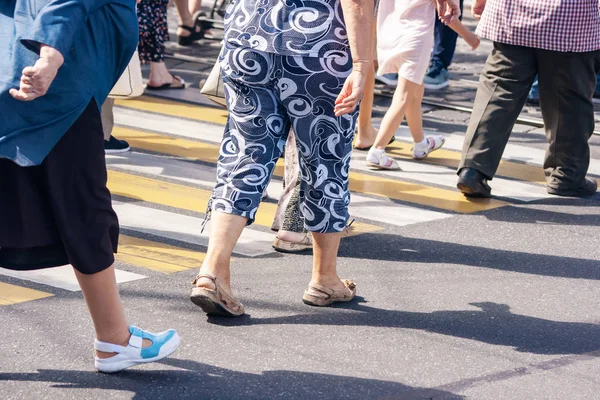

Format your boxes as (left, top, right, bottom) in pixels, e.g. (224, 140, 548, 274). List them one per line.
(10, 45, 64, 101)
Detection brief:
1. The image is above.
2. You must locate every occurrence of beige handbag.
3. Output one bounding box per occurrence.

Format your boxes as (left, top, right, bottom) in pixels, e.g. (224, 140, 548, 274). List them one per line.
(109, 50, 144, 99)
(200, 57, 227, 108)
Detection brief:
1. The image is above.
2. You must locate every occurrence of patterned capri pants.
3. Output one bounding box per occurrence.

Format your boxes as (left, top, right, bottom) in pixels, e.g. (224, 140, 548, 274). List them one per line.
(210, 46, 358, 233)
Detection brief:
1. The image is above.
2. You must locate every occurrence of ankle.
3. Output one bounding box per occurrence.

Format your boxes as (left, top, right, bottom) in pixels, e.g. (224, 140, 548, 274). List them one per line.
(196, 264, 230, 287)
(277, 230, 307, 242)
(311, 273, 341, 287)
(95, 328, 130, 359)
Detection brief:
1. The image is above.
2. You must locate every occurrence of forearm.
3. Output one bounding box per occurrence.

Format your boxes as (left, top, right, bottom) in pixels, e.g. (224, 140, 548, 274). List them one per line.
(341, 0, 374, 71)
(448, 19, 470, 39)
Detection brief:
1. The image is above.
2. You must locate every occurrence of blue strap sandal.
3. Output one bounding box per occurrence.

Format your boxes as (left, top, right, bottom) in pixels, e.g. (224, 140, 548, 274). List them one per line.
(94, 325, 180, 373)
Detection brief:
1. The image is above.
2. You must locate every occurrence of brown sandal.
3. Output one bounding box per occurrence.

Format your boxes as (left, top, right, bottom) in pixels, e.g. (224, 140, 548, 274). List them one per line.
(302, 280, 357, 307)
(190, 274, 245, 317)
(273, 233, 312, 253)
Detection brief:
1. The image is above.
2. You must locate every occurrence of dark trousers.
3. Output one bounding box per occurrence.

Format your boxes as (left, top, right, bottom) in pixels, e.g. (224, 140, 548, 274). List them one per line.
(431, 0, 464, 69)
(459, 42, 600, 189)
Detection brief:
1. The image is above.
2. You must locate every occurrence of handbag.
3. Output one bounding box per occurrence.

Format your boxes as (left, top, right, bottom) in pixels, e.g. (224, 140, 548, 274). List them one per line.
(200, 56, 227, 108)
(109, 50, 144, 99)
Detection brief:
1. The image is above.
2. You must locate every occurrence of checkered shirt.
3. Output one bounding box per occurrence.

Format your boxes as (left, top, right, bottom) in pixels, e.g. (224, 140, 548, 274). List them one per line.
(476, 0, 600, 52)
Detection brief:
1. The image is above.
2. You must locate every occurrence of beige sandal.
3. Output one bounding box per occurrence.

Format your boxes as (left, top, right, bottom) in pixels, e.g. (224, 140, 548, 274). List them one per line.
(302, 280, 357, 307)
(190, 274, 245, 317)
(273, 233, 312, 253)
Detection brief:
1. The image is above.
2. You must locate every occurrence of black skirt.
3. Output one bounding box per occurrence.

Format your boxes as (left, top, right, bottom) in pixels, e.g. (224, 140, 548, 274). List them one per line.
(0, 99, 119, 274)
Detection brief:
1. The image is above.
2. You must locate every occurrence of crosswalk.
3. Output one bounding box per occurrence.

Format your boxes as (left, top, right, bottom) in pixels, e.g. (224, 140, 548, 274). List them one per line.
(2, 95, 598, 305)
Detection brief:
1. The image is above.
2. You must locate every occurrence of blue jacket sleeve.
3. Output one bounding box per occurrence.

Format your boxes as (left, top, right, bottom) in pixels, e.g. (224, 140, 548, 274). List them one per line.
(20, 0, 110, 58)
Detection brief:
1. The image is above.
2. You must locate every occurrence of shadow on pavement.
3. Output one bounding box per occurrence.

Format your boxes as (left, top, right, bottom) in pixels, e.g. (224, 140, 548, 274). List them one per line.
(0, 359, 463, 400)
(338, 233, 600, 280)
(212, 300, 600, 356)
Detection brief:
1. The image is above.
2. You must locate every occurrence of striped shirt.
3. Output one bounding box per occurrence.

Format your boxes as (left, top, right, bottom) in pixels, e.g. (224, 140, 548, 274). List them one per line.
(476, 0, 600, 52)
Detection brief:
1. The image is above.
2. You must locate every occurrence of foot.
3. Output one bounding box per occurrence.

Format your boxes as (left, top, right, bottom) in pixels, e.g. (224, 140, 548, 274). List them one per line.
(177, 17, 198, 37)
(95, 326, 180, 373)
(412, 135, 445, 159)
(310, 274, 348, 292)
(457, 167, 492, 198)
(273, 231, 312, 253)
(354, 127, 379, 150)
(547, 178, 598, 197)
(423, 66, 449, 90)
(104, 136, 130, 154)
(191, 271, 243, 315)
(366, 148, 400, 170)
(147, 74, 185, 90)
(303, 278, 356, 307)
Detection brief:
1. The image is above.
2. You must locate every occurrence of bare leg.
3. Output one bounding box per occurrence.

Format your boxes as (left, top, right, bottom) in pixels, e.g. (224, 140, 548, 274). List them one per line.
(310, 232, 345, 290)
(404, 83, 425, 143)
(373, 77, 422, 149)
(75, 266, 138, 359)
(194, 211, 247, 309)
(189, 0, 202, 14)
(173, 0, 197, 37)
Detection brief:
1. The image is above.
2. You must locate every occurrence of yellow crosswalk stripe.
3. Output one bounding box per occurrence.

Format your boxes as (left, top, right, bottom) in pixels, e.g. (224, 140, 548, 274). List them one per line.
(0, 282, 53, 306)
(116, 96, 548, 185)
(113, 127, 508, 213)
(116, 96, 228, 125)
(107, 170, 381, 234)
(117, 235, 203, 273)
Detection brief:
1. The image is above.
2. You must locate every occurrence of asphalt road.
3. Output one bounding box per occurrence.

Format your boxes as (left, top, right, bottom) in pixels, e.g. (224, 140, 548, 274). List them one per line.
(2, 6, 600, 400)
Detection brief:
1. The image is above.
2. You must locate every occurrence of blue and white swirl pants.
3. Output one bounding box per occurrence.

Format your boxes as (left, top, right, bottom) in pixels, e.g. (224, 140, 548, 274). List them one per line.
(210, 46, 358, 233)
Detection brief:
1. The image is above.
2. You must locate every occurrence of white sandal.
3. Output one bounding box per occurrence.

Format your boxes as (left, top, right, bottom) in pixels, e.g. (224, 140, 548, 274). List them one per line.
(366, 148, 400, 170)
(94, 325, 180, 373)
(412, 135, 446, 159)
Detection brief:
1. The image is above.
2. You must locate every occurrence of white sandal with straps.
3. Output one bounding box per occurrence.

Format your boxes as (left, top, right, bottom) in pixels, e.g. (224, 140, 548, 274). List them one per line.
(94, 325, 180, 373)
(366, 148, 401, 170)
(412, 135, 446, 159)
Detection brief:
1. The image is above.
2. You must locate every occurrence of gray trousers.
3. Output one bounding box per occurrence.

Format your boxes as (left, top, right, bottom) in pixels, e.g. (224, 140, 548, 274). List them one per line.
(459, 42, 600, 189)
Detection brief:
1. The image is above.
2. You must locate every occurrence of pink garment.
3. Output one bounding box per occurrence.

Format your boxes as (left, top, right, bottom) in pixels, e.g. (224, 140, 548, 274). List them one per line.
(377, 0, 436, 84)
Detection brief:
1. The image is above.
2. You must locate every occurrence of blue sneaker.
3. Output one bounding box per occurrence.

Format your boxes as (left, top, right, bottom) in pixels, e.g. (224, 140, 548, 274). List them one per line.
(423, 66, 449, 90)
(375, 73, 398, 86)
(94, 325, 180, 373)
(527, 79, 540, 105)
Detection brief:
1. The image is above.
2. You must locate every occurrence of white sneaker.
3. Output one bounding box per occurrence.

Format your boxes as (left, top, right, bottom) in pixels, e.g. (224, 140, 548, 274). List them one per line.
(94, 325, 181, 373)
(366, 148, 400, 170)
(412, 135, 446, 159)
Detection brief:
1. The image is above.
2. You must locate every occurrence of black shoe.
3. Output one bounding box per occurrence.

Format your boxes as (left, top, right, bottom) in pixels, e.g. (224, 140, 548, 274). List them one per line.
(547, 178, 598, 197)
(104, 136, 131, 154)
(457, 168, 492, 198)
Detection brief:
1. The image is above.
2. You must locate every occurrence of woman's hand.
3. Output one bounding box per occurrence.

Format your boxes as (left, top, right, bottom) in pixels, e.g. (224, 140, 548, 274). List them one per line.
(334, 61, 371, 117)
(10, 45, 64, 101)
(436, 0, 461, 24)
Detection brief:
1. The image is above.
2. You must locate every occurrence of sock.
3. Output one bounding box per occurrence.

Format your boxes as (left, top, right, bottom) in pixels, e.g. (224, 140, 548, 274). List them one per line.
(370, 147, 386, 155)
(414, 138, 428, 150)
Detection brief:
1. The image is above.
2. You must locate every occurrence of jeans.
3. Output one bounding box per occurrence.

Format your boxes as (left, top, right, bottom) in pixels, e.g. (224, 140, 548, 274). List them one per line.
(431, 0, 464, 70)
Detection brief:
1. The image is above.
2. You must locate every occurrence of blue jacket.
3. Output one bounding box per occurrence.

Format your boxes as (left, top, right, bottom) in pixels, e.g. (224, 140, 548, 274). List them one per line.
(0, 0, 138, 166)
